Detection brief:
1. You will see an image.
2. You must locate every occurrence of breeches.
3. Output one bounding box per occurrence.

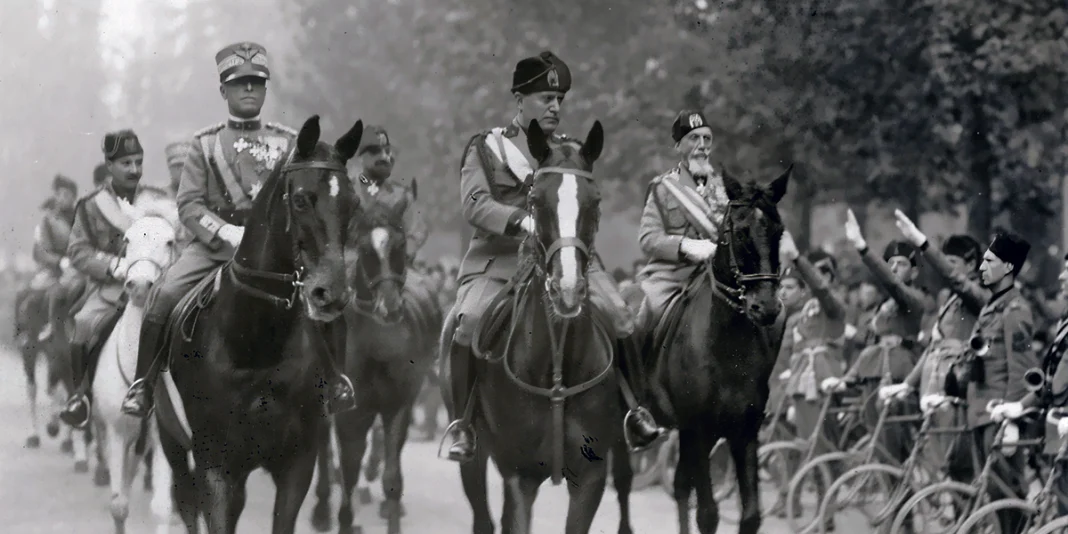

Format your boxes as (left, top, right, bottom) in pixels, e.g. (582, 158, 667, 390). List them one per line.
(144, 246, 221, 324)
(71, 289, 123, 346)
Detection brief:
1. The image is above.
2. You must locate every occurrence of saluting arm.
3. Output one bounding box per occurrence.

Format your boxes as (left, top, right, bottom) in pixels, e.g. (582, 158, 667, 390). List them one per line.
(638, 182, 682, 262)
(1004, 303, 1038, 404)
(460, 137, 527, 236)
(66, 201, 117, 283)
(793, 256, 846, 321)
(920, 242, 988, 312)
(32, 219, 63, 269)
(176, 139, 227, 247)
(859, 247, 933, 316)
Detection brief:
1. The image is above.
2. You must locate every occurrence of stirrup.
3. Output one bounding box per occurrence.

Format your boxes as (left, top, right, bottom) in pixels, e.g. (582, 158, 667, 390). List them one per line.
(622, 409, 665, 453)
(61, 397, 91, 430)
(437, 420, 476, 461)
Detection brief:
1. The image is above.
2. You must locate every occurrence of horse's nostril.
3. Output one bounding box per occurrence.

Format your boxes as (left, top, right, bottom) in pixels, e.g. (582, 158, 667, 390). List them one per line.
(311, 287, 330, 303)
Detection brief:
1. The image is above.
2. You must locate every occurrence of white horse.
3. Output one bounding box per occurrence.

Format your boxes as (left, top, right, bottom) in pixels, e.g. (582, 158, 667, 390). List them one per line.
(91, 193, 181, 534)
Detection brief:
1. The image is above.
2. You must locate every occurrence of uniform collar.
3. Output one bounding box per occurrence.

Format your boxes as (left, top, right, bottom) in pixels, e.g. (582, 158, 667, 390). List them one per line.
(228, 115, 262, 131)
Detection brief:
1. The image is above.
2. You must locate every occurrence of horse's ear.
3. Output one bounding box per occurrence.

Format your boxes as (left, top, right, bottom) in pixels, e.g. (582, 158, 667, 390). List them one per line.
(527, 119, 550, 163)
(580, 120, 604, 164)
(297, 115, 322, 158)
(335, 119, 364, 163)
(409, 177, 418, 201)
(769, 164, 792, 203)
(721, 167, 745, 201)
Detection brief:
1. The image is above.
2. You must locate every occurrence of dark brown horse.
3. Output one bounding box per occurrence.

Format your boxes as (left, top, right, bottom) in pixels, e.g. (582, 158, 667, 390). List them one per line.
(441, 120, 631, 534)
(310, 199, 443, 534)
(646, 167, 790, 534)
(153, 116, 363, 534)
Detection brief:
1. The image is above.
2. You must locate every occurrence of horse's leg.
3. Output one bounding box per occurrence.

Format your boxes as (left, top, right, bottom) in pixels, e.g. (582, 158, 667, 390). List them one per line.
(499, 473, 541, 534)
(148, 422, 176, 534)
(460, 444, 494, 534)
(226, 471, 250, 534)
(268, 443, 319, 534)
(336, 409, 376, 534)
(144, 445, 155, 491)
(691, 434, 719, 534)
(22, 347, 41, 448)
(380, 406, 412, 534)
(158, 426, 198, 533)
(104, 422, 131, 534)
(728, 435, 762, 534)
(95, 416, 112, 487)
(611, 441, 635, 534)
(200, 464, 237, 534)
(310, 421, 334, 532)
(673, 428, 700, 534)
(564, 459, 609, 534)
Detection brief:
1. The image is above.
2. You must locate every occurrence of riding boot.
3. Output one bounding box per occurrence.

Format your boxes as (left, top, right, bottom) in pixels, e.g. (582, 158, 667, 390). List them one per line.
(37, 289, 62, 342)
(617, 334, 667, 452)
(121, 317, 169, 418)
(59, 343, 92, 429)
(442, 342, 477, 463)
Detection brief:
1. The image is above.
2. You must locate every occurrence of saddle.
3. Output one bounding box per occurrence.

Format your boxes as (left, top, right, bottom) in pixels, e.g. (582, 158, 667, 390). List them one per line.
(163, 263, 228, 364)
(646, 270, 707, 360)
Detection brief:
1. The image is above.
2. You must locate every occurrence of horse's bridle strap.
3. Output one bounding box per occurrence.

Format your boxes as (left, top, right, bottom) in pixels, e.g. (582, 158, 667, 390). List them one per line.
(534, 167, 594, 179)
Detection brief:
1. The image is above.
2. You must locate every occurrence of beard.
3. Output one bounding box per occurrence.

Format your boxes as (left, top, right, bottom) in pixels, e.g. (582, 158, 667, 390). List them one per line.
(687, 157, 714, 179)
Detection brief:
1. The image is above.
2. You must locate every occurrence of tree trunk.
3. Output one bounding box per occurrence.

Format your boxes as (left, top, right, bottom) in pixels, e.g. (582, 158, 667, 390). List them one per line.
(966, 94, 993, 240)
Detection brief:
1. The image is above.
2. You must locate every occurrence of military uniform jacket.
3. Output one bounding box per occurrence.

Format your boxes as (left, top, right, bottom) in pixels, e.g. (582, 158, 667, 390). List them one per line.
(1022, 314, 1068, 409)
(354, 176, 428, 260)
(33, 207, 75, 273)
(637, 164, 729, 276)
(967, 286, 1036, 427)
(176, 120, 297, 260)
(458, 119, 559, 283)
(781, 257, 848, 399)
(67, 185, 157, 301)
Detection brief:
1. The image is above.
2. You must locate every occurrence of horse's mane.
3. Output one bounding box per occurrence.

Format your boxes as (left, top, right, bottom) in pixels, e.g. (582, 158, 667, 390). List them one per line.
(132, 192, 180, 230)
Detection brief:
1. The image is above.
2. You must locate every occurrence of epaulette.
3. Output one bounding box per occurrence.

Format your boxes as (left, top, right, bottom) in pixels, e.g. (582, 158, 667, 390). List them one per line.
(193, 122, 225, 138)
(649, 167, 679, 185)
(501, 124, 520, 138)
(266, 122, 298, 136)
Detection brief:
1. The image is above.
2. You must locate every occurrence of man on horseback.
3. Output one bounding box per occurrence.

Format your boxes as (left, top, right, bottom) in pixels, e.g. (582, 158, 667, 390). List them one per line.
(59, 130, 151, 428)
(352, 125, 428, 262)
(120, 42, 357, 418)
(443, 51, 663, 462)
(18, 174, 79, 346)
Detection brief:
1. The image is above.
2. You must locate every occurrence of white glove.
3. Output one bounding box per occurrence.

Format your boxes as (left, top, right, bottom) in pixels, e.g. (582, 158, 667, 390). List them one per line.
(217, 224, 245, 249)
(59, 257, 71, 270)
(844, 323, 858, 340)
(880, 383, 910, 402)
(109, 257, 129, 281)
(680, 238, 717, 262)
(920, 394, 945, 413)
(989, 401, 1024, 422)
(786, 405, 796, 424)
(779, 369, 792, 381)
(779, 231, 800, 262)
(844, 209, 867, 250)
(519, 216, 536, 235)
(1058, 417, 1068, 438)
(1002, 423, 1020, 456)
(893, 209, 927, 247)
(821, 377, 845, 393)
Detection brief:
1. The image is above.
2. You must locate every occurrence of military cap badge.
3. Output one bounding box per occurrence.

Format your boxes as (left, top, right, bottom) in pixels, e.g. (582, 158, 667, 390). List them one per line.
(688, 114, 704, 129)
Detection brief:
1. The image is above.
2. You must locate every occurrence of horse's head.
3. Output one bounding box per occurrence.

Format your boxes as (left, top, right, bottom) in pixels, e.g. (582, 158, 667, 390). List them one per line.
(240, 115, 363, 322)
(349, 201, 408, 323)
(122, 200, 180, 306)
(525, 119, 603, 318)
(714, 165, 791, 326)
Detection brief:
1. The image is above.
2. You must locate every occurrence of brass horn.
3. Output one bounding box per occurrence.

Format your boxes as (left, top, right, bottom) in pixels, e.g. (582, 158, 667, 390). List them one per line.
(1024, 367, 1046, 393)
(970, 335, 989, 356)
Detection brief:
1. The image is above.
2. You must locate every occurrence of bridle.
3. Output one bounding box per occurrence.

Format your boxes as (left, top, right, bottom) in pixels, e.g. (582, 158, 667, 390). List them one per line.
(712, 200, 781, 308)
(349, 225, 407, 323)
(228, 149, 349, 310)
(524, 166, 597, 286)
(120, 215, 179, 283)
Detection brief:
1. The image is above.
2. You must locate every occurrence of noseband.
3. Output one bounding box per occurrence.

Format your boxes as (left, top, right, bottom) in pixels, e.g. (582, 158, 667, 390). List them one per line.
(228, 151, 349, 309)
(714, 200, 780, 306)
(526, 166, 596, 278)
(350, 229, 407, 322)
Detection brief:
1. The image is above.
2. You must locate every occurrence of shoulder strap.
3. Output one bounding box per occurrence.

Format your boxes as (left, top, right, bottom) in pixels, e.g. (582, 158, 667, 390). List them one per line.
(211, 134, 252, 209)
(92, 190, 134, 234)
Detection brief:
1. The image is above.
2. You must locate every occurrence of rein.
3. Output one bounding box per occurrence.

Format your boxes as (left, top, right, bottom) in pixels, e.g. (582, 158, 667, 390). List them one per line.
(226, 155, 348, 310)
(348, 250, 407, 324)
(707, 200, 780, 311)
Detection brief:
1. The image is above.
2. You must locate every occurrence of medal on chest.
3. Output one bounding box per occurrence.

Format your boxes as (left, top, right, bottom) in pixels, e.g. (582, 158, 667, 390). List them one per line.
(234, 135, 287, 174)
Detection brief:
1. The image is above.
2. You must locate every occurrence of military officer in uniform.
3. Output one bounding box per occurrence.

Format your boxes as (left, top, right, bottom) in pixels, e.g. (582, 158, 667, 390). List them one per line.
(59, 130, 151, 427)
(352, 125, 428, 262)
(165, 141, 193, 197)
(120, 42, 356, 418)
(443, 51, 660, 462)
(955, 233, 1035, 534)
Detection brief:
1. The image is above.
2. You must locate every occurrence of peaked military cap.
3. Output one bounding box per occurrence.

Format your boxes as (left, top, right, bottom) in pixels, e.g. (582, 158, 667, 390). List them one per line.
(51, 174, 77, 194)
(512, 51, 571, 95)
(672, 110, 711, 143)
(358, 125, 392, 155)
(216, 42, 270, 83)
(883, 240, 918, 266)
(165, 141, 193, 166)
(988, 232, 1031, 275)
(101, 129, 143, 161)
(942, 234, 981, 264)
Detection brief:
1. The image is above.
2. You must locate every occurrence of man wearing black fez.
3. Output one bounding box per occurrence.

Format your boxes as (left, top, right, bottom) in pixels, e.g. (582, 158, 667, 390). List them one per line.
(58, 130, 155, 427)
(442, 50, 662, 463)
(962, 232, 1036, 533)
(120, 42, 356, 419)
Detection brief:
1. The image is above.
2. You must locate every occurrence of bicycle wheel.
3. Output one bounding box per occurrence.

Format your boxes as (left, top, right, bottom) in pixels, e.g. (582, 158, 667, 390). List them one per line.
(817, 463, 903, 534)
(629, 441, 665, 491)
(752, 440, 807, 519)
(786, 451, 853, 534)
(956, 498, 1036, 534)
(889, 480, 975, 534)
(1033, 514, 1068, 534)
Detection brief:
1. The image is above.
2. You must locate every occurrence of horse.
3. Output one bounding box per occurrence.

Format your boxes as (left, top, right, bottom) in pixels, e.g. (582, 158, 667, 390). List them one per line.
(644, 166, 791, 534)
(152, 115, 364, 534)
(310, 200, 443, 534)
(442, 119, 629, 534)
(91, 193, 181, 534)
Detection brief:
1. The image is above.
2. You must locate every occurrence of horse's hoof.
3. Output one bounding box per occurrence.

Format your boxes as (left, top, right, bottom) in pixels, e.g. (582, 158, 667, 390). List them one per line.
(46, 421, 60, 437)
(357, 487, 373, 505)
(74, 460, 89, 473)
(94, 467, 110, 487)
(60, 439, 73, 454)
(310, 503, 331, 532)
(25, 436, 41, 449)
(378, 500, 406, 519)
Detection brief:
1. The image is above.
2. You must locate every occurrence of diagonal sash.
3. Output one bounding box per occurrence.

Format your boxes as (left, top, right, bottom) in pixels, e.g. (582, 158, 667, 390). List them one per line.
(484, 129, 534, 183)
(658, 177, 718, 240)
(206, 134, 252, 210)
(92, 190, 135, 234)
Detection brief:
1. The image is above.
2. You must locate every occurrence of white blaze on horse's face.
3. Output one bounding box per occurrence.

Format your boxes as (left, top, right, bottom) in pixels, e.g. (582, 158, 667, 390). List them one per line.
(371, 227, 390, 266)
(329, 175, 340, 198)
(556, 173, 581, 302)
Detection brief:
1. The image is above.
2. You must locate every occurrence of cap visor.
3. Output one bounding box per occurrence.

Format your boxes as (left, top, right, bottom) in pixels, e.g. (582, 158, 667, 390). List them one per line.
(221, 71, 270, 83)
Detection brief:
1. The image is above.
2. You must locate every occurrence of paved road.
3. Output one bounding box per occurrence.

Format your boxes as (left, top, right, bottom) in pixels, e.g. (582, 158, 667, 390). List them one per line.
(0, 347, 866, 533)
